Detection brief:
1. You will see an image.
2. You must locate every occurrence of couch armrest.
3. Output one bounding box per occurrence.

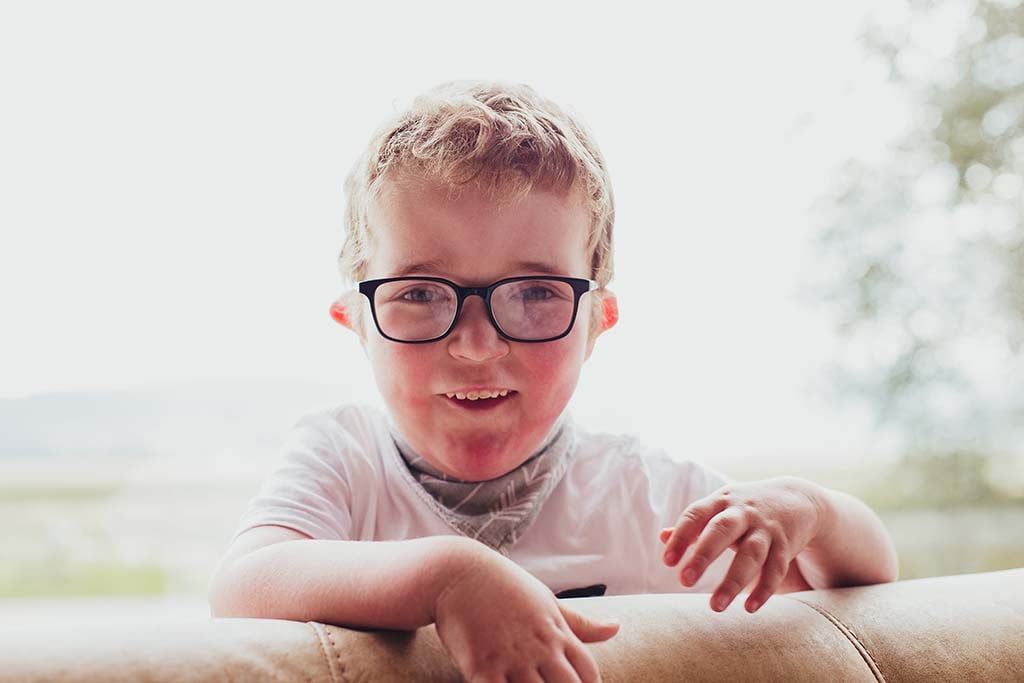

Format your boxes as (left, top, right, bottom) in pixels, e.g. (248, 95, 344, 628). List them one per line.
(2, 569, 1021, 682)
(786, 567, 1024, 681)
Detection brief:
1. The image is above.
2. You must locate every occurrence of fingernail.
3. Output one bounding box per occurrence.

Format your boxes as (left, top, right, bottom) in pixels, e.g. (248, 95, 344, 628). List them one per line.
(747, 600, 761, 613)
(712, 596, 728, 611)
(682, 568, 698, 585)
(663, 550, 679, 566)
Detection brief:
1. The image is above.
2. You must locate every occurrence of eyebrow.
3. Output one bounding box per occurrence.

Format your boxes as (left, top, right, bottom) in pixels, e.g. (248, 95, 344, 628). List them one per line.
(392, 259, 565, 278)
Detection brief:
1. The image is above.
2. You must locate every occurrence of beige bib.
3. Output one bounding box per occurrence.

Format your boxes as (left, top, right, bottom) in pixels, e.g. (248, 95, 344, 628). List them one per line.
(389, 413, 576, 553)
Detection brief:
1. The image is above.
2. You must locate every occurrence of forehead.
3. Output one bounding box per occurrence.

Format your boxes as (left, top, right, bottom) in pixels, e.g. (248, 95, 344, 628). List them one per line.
(365, 176, 591, 283)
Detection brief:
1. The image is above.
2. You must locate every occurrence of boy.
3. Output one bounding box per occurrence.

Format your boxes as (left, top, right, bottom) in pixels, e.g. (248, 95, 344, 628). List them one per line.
(209, 80, 899, 682)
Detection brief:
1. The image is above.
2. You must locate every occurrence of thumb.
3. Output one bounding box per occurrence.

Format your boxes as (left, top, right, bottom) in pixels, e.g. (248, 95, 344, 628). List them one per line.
(560, 605, 620, 643)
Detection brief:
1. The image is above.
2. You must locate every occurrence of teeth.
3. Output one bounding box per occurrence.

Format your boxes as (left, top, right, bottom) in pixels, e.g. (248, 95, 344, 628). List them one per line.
(444, 389, 512, 401)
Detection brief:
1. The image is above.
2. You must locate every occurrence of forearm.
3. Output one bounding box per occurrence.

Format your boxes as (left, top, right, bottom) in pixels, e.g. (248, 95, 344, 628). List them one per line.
(208, 535, 484, 630)
(797, 482, 900, 589)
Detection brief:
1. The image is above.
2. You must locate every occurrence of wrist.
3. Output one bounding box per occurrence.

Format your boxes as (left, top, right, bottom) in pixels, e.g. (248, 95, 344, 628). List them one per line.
(426, 536, 500, 622)
(785, 476, 834, 551)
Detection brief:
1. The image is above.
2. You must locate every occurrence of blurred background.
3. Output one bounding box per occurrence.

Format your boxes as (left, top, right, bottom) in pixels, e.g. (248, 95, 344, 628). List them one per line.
(1, 0, 1021, 624)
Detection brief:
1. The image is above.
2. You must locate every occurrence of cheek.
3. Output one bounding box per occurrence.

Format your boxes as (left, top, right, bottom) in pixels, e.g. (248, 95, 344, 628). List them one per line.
(520, 336, 586, 394)
(368, 342, 434, 403)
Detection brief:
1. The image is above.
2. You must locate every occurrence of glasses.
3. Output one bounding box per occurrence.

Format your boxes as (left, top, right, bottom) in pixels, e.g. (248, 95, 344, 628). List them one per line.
(357, 275, 598, 344)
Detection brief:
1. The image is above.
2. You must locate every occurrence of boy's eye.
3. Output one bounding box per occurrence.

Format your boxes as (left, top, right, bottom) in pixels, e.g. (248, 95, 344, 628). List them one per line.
(503, 282, 571, 303)
(398, 286, 448, 303)
(518, 286, 557, 301)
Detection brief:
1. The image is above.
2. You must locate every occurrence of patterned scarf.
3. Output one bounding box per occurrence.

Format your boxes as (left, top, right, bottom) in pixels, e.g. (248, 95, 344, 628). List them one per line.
(389, 412, 576, 553)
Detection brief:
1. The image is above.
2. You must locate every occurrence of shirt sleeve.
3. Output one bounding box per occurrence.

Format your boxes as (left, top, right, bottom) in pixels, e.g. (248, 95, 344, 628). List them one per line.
(231, 412, 358, 543)
(644, 452, 736, 593)
(648, 454, 733, 530)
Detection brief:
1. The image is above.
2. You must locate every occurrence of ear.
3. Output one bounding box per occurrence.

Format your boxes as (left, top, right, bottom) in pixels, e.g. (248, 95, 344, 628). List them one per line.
(600, 292, 619, 331)
(329, 299, 354, 330)
(330, 296, 371, 351)
(584, 290, 618, 361)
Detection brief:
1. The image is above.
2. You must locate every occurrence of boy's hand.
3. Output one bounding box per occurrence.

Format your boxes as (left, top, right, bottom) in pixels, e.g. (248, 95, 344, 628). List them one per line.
(659, 476, 826, 614)
(433, 546, 619, 682)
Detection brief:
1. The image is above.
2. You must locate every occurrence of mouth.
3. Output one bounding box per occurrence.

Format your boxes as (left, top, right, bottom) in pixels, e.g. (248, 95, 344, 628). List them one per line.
(440, 389, 518, 411)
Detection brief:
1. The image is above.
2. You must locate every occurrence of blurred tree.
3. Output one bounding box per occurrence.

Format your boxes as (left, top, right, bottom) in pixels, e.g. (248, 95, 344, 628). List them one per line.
(813, 0, 1024, 467)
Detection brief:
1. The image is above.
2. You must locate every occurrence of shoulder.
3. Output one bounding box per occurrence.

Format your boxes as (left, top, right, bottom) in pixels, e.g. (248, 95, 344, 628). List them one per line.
(570, 423, 732, 503)
(276, 402, 395, 474)
(233, 403, 395, 543)
(289, 402, 392, 450)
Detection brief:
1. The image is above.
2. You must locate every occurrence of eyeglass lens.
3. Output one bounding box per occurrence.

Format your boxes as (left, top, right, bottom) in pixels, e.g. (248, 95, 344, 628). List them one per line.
(373, 279, 576, 341)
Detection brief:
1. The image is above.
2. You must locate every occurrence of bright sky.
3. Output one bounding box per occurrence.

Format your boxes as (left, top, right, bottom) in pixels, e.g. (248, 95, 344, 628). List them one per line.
(0, 1, 912, 466)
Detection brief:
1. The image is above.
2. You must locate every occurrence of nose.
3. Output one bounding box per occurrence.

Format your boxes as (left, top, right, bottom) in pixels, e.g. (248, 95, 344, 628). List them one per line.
(446, 295, 510, 362)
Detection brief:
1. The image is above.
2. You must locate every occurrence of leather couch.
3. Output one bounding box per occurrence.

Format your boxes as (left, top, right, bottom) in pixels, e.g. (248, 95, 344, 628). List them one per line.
(2, 568, 1021, 682)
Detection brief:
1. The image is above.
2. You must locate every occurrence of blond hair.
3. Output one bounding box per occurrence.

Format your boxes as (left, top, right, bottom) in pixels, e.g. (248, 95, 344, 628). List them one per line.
(339, 80, 615, 335)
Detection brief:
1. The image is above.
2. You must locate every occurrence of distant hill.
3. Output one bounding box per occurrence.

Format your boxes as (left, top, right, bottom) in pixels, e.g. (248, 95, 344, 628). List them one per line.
(0, 379, 373, 459)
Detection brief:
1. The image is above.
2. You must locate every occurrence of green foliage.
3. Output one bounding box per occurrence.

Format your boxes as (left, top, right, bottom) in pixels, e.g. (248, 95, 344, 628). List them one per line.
(0, 483, 118, 502)
(876, 502, 1024, 579)
(858, 451, 1021, 509)
(814, 0, 1024, 457)
(0, 563, 166, 598)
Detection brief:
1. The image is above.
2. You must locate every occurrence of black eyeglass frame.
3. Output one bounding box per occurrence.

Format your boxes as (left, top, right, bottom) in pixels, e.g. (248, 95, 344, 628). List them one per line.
(357, 275, 599, 344)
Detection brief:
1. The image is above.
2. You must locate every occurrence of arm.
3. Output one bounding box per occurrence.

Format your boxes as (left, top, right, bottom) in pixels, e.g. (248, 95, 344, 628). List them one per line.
(208, 525, 482, 629)
(793, 483, 900, 589)
(209, 525, 618, 681)
(662, 476, 899, 612)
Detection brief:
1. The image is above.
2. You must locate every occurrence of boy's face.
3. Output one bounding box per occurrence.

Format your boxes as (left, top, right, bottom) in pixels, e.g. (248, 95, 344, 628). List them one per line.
(334, 176, 616, 482)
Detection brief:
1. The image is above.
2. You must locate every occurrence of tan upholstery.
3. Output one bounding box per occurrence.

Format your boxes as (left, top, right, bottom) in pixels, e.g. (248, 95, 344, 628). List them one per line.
(2, 569, 1021, 682)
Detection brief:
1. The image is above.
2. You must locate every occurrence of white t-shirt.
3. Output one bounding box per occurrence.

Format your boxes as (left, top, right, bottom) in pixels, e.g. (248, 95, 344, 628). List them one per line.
(233, 404, 736, 596)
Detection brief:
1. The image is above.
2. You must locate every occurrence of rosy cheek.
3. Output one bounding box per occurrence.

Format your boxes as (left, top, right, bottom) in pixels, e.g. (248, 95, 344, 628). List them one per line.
(388, 345, 428, 371)
(373, 345, 431, 395)
(519, 342, 582, 397)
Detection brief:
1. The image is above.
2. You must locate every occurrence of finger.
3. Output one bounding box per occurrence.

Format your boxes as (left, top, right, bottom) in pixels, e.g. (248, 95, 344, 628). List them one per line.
(659, 527, 672, 544)
(744, 544, 792, 613)
(538, 658, 584, 683)
(663, 495, 729, 566)
(563, 643, 602, 683)
(709, 530, 771, 612)
(559, 605, 620, 643)
(678, 508, 749, 587)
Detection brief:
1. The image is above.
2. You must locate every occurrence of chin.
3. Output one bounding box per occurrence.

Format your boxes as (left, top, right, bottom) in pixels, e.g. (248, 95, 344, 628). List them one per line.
(440, 435, 522, 481)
